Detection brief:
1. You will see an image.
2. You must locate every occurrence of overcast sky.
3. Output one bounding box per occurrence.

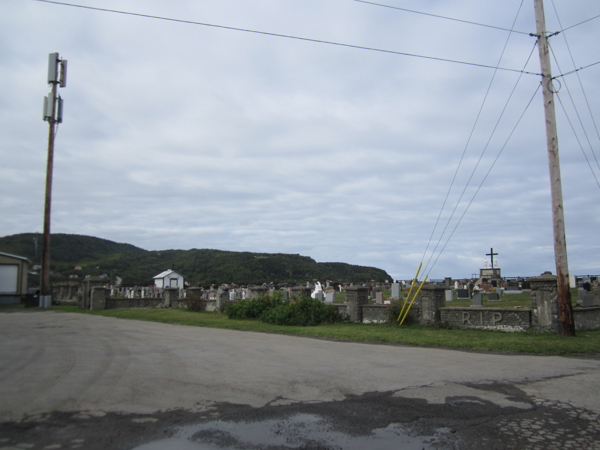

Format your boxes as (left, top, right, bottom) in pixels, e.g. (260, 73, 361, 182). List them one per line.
(1, 0, 599, 280)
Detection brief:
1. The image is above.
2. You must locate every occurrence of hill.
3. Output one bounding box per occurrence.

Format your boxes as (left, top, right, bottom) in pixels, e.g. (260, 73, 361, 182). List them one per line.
(0, 233, 392, 286)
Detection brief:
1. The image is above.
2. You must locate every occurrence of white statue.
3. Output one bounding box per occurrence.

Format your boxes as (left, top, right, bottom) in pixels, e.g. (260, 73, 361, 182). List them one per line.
(311, 282, 323, 299)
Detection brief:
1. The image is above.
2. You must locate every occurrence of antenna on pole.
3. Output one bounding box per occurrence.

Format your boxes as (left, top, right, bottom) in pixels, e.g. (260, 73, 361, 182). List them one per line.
(40, 52, 67, 308)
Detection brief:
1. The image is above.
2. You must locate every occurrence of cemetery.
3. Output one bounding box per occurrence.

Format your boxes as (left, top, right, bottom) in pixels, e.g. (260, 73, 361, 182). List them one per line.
(49, 267, 600, 333)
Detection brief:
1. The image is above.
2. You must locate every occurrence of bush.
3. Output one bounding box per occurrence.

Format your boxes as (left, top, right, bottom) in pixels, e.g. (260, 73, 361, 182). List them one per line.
(260, 296, 344, 326)
(224, 293, 287, 320)
(224, 293, 344, 326)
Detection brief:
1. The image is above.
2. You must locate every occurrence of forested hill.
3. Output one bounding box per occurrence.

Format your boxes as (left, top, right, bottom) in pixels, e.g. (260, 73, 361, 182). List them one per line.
(0, 233, 392, 286)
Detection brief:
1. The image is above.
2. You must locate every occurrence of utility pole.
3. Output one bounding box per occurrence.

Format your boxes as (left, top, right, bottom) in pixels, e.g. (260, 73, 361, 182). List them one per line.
(533, 0, 575, 336)
(41, 52, 67, 307)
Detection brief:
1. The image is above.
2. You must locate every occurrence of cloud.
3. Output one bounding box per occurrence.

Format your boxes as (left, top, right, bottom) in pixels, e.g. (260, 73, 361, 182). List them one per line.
(1, 0, 599, 280)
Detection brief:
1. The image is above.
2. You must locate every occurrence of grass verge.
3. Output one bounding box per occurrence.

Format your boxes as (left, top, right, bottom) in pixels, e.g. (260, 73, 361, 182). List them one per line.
(39, 305, 600, 356)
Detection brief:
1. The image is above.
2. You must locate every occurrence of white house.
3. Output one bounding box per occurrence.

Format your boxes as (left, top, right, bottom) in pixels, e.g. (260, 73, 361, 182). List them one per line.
(153, 269, 184, 289)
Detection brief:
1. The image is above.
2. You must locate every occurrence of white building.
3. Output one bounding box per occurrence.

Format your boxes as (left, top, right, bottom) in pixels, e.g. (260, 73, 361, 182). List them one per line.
(153, 269, 184, 288)
(0, 252, 29, 304)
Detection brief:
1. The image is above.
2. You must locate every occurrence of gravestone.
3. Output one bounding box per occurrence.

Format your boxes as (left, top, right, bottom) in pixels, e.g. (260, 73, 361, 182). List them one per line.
(325, 292, 335, 303)
(375, 292, 384, 304)
(581, 293, 594, 307)
(504, 283, 523, 295)
(314, 291, 324, 302)
(488, 293, 500, 301)
(457, 289, 470, 300)
(471, 292, 483, 307)
(445, 290, 453, 302)
(391, 283, 401, 300)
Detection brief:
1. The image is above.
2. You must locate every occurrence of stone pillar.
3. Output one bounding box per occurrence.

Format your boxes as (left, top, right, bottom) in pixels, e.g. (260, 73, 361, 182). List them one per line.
(164, 288, 178, 307)
(420, 284, 446, 325)
(217, 288, 229, 311)
(345, 286, 369, 323)
(530, 272, 560, 333)
(82, 277, 105, 309)
(90, 287, 109, 310)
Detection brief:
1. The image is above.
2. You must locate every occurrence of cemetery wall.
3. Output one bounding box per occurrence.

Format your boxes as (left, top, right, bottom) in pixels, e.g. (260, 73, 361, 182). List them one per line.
(440, 307, 532, 332)
(106, 298, 163, 309)
(362, 305, 389, 324)
(573, 306, 600, 331)
(333, 304, 348, 318)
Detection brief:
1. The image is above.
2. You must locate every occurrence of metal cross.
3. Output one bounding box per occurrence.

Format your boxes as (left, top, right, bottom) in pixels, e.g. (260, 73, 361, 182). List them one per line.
(486, 248, 498, 269)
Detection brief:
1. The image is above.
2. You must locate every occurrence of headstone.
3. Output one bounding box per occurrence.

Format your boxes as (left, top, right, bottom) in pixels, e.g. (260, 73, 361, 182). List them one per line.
(454, 281, 460, 290)
(444, 277, 452, 288)
(391, 283, 401, 299)
(457, 289, 470, 300)
(488, 293, 500, 301)
(504, 283, 523, 295)
(471, 291, 483, 307)
(375, 292, 384, 304)
(314, 291, 324, 302)
(581, 293, 594, 307)
(325, 292, 335, 303)
(569, 274, 576, 288)
(445, 290, 453, 302)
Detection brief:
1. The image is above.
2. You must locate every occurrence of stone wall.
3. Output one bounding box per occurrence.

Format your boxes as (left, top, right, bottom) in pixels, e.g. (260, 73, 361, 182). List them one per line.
(333, 304, 348, 318)
(440, 307, 532, 332)
(573, 306, 600, 331)
(362, 305, 389, 324)
(106, 298, 164, 309)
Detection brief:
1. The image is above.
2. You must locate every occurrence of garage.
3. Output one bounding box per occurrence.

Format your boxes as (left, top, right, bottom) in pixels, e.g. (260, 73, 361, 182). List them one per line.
(0, 252, 29, 304)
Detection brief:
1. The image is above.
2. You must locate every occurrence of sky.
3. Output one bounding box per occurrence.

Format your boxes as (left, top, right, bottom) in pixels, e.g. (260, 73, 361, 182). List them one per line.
(1, 0, 600, 281)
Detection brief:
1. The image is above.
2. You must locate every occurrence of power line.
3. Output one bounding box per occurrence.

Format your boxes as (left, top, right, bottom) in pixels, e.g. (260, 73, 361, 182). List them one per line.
(426, 84, 541, 276)
(424, 42, 536, 276)
(555, 93, 600, 192)
(549, 46, 600, 175)
(420, 0, 528, 273)
(549, 0, 600, 172)
(350, 0, 532, 35)
(561, 12, 600, 32)
(554, 60, 600, 79)
(33, 0, 541, 76)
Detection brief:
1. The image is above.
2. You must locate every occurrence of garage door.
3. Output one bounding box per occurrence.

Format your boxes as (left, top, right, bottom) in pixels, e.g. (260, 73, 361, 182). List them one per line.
(0, 265, 19, 294)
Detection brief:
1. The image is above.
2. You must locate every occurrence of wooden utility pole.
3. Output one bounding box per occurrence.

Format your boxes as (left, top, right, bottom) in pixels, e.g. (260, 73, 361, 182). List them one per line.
(41, 80, 57, 298)
(41, 52, 67, 306)
(533, 0, 575, 336)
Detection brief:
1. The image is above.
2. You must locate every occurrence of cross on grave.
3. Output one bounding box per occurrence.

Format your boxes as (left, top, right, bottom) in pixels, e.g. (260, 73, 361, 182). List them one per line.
(486, 248, 498, 269)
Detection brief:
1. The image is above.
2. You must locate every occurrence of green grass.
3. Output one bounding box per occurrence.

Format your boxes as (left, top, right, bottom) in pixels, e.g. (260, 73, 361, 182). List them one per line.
(41, 305, 600, 356)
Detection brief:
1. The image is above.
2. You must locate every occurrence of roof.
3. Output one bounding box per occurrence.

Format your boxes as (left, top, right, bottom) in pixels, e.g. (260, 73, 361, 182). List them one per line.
(0, 252, 30, 262)
(153, 269, 181, 279)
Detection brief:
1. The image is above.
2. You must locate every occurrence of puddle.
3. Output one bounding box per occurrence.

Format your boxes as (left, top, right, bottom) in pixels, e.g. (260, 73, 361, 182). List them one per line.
(133, 413, 442, 449)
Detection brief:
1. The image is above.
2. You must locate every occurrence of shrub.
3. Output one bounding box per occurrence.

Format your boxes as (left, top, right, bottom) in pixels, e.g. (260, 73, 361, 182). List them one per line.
(260, 296, 344, 326)
(224, 293, 287, 320)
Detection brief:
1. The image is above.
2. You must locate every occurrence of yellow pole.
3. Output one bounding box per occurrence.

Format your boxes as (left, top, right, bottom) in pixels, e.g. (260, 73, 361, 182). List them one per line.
(397, 264, 422, 323)
(399, 276, 428, 326)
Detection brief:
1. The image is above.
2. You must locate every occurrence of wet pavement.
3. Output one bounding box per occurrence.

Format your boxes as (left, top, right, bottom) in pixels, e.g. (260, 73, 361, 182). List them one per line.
(2, 383, 599, 449)
(1, 312, 599, 449)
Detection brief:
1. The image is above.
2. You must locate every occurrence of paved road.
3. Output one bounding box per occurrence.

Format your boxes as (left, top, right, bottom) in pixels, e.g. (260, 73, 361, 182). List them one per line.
(0, 312, 599, 449)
